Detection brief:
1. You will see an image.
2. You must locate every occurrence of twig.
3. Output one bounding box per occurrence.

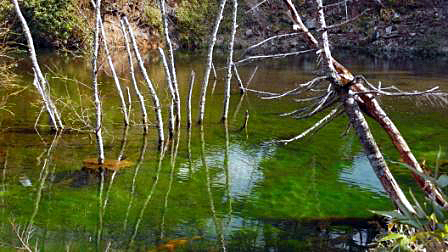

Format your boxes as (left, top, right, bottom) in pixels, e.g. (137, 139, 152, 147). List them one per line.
(159, 48, 176, 137)
(242, 32, 300, 55)
(245, 0, 268, 13)
(261, 76, 326, 100)
(235, 49, 316, 65)
(320, 9, 370, 32)
(245, 88, 278, 96)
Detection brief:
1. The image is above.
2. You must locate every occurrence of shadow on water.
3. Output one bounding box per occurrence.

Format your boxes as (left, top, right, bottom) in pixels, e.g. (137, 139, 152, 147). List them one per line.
(0, 52, 447, 251)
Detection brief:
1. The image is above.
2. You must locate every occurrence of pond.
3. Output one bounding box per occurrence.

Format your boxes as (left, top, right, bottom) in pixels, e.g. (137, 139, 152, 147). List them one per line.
(0, 51, 447, 251)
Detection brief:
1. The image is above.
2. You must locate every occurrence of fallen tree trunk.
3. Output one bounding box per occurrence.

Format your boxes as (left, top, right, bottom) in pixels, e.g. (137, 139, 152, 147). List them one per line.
(282, 0, 448, 210)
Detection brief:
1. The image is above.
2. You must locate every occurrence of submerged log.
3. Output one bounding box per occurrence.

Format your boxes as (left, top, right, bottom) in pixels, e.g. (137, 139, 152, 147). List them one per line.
(82, 158, 134, 171)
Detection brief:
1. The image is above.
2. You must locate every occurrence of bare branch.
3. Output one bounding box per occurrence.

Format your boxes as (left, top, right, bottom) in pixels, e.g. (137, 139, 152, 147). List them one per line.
(245, 88, 279, 96)
(320, 9, 370, 32)
(232, 64, 246, 94)
(242, 32, 301, 55)
(261, 76, 327, 100)
(235, 49, 316, 65)
(245, 66, 259, 88)
(245, 0, 268, 13)
(277, 106, 343, 145)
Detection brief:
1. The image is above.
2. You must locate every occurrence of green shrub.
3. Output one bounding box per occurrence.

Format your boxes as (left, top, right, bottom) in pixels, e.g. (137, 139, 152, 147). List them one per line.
(175, 0, 216, 49)
(0, 0, 89, 49)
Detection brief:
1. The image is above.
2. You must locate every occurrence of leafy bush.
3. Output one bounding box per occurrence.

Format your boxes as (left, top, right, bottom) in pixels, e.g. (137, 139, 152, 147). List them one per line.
(372, 152, 448, 251)
(0, 0, 89, 49)
(175, 0, 216, 49)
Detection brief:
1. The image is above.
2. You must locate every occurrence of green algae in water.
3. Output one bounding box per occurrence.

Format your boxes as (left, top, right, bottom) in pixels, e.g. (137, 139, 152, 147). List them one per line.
(0, 53, 447, 251)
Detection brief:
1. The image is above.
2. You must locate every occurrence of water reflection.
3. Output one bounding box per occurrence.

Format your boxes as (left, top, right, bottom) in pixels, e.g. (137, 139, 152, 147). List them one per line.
(339, 152, 387, 197)
(2, 52, 448, 250)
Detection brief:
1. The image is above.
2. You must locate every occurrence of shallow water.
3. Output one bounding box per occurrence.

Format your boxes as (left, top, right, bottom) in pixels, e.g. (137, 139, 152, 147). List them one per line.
(0, 51, 447, 251)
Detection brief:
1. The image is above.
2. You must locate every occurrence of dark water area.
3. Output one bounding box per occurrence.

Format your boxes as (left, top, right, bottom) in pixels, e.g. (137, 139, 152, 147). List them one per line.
(0, 51, 447, 251)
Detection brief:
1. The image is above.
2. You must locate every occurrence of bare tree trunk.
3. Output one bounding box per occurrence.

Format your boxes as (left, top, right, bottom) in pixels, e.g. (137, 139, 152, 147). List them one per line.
(119, 19, 149, 133)
(341, 90, 416, 215)
(352, 83, 448, 209)
(186, 70, 195, 129)
(92, 0, 105, 164)
(159, 0, 181, 123)
(99, 17, 129, 126)
(313, 0, 416, 215)
(222, 0, 238, 122)
(159, 48, 176, 138)
(198, 0, 228, 124)
(12, 0, 63, 131)
(122, 16, 165, 144)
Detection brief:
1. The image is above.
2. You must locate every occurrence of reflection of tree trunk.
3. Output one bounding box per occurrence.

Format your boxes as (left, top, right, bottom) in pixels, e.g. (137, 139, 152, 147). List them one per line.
(200, 125, 226, 251)
(123, 134, 148, 231)
(27, 134, 61, 232)
(160, 129, 180, 240)
(223, 121, 232, 227)
(129, 146, 166, 247)
(96, 167, 105, 250)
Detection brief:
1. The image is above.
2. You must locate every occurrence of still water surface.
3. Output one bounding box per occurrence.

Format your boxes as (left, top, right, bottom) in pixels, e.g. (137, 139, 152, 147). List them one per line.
(0, 52, 447, 251)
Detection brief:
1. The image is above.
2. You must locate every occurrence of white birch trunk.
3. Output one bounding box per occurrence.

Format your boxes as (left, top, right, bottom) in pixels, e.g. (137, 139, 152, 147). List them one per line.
(122, 16, 165, 144)
(197, 0, 228, 124)
(92, 0, 105, 164)
(222, 0, 238, 122)
(99, 17, 129, 126)
(12, 0, 63, 131)
(119, 19, 149, 133)
(159, 0, 181, 123)
(186, 70, 195, 129)
(158, 48, 176, 138)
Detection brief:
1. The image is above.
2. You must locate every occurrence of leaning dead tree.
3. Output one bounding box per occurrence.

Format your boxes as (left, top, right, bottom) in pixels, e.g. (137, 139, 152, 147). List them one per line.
(244, 0, 448, 213)
(12, 0, 64, 131)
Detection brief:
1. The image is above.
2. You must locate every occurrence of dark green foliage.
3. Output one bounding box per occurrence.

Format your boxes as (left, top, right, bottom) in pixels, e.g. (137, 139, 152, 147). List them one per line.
(1, 0, 89, 49)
